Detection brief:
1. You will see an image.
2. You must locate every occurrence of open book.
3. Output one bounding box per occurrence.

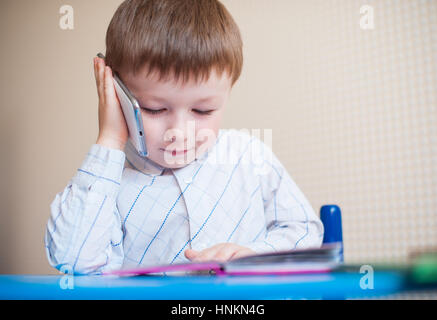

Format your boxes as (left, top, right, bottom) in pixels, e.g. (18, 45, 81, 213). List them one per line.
(107, 243, 343, 276)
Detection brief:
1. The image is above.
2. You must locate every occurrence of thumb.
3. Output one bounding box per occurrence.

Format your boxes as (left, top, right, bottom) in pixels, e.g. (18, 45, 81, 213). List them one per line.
(184, 249, 199, 261)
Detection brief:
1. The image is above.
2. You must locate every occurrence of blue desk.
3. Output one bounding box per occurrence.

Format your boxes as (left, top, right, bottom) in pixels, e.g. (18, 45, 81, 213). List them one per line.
(0, 270, 408, 300)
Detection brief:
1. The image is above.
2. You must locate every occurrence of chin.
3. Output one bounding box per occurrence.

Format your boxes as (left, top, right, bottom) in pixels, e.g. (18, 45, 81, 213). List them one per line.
(156, 157, 193, 169)
(168, 162, 191, 169)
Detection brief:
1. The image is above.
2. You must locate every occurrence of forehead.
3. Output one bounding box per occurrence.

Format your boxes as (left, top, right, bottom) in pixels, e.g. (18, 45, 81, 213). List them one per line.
(120, 67, 232, 102)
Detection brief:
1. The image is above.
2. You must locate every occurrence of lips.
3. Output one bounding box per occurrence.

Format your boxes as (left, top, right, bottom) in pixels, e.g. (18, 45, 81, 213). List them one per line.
(161, 148, 191, 156)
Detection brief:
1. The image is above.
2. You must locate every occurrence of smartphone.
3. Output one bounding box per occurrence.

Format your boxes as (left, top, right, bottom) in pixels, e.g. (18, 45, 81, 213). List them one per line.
(96, 53, 148, 157)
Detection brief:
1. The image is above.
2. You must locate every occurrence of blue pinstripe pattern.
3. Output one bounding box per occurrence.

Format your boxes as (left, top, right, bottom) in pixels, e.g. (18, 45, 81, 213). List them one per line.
(124, 177, 174, 257)
(137, 187, 186, 264)
(169, 137, 256, 264)
(263, 240, 276, 251)
(45, 189, 71, 252)
(45, 129, 323, 274)
(122, 176, 157, 237)
(137, 161, 206, 265)
(264, 159, 311, 248)
(72, 195, 107, 269)
(227, 185, 261, 241)
(293, 204, 310, 249)
(77, 169, 120, 185)
(252, 226, 265, 242)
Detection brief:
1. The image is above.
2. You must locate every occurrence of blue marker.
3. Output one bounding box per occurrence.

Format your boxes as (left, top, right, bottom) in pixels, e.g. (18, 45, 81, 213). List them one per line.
(320, 204, 344, 262)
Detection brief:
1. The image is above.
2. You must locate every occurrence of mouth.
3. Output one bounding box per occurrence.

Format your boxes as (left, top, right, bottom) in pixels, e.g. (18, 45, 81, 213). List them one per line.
(160, 148, 192, 156)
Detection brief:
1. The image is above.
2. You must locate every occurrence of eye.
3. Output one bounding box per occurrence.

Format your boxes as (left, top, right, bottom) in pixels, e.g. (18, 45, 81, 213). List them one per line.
(193, 109, 214, 115)
(142, 107, 165, 115)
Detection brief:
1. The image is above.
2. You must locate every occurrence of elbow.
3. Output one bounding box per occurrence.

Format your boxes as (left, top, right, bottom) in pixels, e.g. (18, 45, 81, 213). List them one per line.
(44, 234, 103, 275)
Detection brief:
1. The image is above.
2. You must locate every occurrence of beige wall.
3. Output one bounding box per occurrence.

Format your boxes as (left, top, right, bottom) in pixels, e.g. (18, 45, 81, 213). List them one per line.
(0, 0, 435, 274)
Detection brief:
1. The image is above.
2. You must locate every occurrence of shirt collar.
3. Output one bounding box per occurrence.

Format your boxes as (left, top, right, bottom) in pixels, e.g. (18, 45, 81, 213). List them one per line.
(124, 140, 167, 176)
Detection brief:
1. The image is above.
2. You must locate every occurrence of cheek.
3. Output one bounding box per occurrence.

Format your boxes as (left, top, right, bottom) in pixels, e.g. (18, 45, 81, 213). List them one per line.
(141, 116, 165, 145)
(140, 113, 223, 147)
(195, 120, 221, 147)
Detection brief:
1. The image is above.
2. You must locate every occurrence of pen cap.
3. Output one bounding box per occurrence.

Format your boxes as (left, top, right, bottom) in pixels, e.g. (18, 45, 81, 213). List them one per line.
(320, 204, 344, 261)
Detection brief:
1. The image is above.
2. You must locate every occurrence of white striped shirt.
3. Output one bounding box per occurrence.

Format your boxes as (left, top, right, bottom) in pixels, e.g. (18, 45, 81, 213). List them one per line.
(45, 129, 323, 274)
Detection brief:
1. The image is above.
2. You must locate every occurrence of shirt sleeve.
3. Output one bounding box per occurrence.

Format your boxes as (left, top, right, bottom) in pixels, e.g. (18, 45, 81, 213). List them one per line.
(244, 137, 324, 254)
(44, 144, 126, 275)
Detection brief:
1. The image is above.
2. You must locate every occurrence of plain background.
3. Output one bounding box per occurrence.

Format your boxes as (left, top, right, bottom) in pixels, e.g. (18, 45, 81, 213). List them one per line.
(0, 0, 435, 274)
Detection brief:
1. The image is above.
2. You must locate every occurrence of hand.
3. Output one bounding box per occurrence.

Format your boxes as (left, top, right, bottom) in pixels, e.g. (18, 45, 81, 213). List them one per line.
(184, 243, 256, 263)
(93, 57, 129, 151)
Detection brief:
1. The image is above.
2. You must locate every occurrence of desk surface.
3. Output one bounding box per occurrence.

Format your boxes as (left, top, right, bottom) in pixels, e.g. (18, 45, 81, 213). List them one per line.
(0, 270, 408, 300)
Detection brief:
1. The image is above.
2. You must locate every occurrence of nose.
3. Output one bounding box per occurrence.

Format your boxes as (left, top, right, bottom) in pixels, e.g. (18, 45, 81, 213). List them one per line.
(163, 128, 185, 145)
(163, 115, 195, 148)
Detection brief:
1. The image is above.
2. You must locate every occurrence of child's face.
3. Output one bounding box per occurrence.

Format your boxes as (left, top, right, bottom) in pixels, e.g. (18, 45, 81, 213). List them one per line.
(121, 67, 232, 169)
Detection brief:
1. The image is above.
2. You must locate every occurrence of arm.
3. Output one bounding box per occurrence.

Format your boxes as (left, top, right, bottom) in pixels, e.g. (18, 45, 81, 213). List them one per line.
(44, 56, 129, 274)
(245, 139, 324, 254)
(44, 144, 125, 274)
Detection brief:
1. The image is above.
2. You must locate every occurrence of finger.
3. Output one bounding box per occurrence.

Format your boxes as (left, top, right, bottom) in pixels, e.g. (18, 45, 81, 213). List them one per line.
(184, 249, 199, 261)
(213, 245, 238, 262)
(97, 58, 105, 103)
(93, 57, 97, 80)
(93, 58, 102, 99)
(104, 66, 116, 104)
(194, 244, 225, 262)
(230, 249, 255, 260)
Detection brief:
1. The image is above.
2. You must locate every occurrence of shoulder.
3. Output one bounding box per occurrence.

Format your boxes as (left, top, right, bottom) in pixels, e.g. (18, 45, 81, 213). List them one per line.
(216, 128, 269, 153)
(212, 129, 279, 174)
(213, 129, 256, 162)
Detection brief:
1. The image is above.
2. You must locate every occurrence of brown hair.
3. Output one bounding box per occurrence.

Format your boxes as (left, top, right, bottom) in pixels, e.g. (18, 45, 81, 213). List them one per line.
(105, 0, 243, 87)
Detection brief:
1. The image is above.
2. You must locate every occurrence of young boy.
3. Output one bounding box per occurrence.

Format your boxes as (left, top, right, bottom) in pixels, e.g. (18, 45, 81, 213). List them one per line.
(45, 0, 323, 275)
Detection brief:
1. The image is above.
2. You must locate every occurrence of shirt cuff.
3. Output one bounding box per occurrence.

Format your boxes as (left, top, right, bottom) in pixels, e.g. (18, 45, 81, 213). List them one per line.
(72, 144, 126, 198)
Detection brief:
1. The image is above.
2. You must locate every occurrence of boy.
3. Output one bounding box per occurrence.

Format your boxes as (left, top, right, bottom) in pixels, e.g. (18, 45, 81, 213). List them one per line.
(45, 0, 323, 275)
